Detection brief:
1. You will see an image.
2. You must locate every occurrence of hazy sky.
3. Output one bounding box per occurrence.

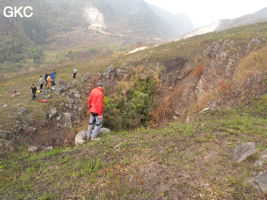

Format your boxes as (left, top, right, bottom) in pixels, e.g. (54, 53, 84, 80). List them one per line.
(145, 0, 267, 28)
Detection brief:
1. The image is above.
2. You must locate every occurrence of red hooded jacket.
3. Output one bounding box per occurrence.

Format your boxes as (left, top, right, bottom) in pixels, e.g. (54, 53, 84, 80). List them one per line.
(88, 87, 104, 116)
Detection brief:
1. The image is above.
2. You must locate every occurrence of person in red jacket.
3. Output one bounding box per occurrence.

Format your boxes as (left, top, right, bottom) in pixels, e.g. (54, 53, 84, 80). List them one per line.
(87, 81, 104, 140)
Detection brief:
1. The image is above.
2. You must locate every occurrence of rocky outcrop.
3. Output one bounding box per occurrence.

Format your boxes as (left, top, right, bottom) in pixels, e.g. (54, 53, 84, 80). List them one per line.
(232, 142, 256, 163)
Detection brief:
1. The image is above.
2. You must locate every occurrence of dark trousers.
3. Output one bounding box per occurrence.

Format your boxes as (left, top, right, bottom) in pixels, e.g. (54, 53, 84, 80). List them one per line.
(40, 84, 43, 90)
(73, 73, 77, 79)
(32, 93, 36, 100)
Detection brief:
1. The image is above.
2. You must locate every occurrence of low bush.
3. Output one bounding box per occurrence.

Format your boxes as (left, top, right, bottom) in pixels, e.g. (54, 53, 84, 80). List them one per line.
(104, 76, 156, 129)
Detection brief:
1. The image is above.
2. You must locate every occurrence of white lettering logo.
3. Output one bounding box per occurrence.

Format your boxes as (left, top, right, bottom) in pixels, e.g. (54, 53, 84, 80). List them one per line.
(3, 6, 33, 18)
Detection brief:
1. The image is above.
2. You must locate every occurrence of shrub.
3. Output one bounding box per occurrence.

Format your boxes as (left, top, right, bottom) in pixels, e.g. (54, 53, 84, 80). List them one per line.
(103, 76, 156, 129)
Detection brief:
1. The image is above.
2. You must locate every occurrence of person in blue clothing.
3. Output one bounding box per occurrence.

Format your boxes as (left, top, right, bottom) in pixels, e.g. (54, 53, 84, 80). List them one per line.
(50, 69, 57, 86)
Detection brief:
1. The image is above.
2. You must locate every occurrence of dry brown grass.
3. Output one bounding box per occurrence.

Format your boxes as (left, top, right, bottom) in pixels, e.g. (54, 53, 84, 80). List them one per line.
(234, 48, 267, 86)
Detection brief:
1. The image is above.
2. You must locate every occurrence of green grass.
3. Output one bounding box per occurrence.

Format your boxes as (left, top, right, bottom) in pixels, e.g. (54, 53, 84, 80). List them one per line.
(0, 96, 266, 199)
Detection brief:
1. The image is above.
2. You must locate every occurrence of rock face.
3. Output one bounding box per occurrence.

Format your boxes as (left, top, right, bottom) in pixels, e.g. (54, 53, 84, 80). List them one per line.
(252, 171, 267, 193)
(75, 130, 87, 146)
(103, 66, 117, 80)
(254, 149, 267, 166)
(232, 142, 256, 163)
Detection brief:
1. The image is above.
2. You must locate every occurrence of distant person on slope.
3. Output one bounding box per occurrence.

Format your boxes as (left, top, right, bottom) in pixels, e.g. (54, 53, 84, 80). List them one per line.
(39, 75, 44, 90)
(46, 74, 51, 89)
(72, 67, 78, 79)
(31, 84, 37, 100)
(51, 69, 57, 86)
(44, 72, 48, 86)
(87, 81, 105, 140)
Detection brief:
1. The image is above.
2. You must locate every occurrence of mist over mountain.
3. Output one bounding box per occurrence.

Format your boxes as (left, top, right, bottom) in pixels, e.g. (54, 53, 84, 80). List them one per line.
(0, 0, 194, 70)
(183, 7, 267, 39)
(86, 0, 194, 39)
(217, 7, 267, 31)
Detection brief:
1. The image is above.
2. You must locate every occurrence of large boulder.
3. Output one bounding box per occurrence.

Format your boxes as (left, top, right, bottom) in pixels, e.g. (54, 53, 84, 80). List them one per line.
(251, 171, 267, 193)
(232, 142, 256, 163)
(254, 149, 267, 166)
(75, 130, 87, 146)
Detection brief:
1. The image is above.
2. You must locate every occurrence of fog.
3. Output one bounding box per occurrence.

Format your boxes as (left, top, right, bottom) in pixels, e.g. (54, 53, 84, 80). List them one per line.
(145, 0, 267, 27)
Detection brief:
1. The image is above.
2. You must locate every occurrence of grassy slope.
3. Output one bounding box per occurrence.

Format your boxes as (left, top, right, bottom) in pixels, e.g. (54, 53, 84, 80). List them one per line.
(0, 54, 115, 129)
(1, 22, 267, 129)
(0, 96, 266, 200)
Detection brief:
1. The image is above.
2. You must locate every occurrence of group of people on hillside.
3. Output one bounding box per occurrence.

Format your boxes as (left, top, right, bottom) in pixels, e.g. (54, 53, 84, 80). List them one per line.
(30, 66, 104, 139)
(30, 67, 79, 101)
(31, 69, 57, 101)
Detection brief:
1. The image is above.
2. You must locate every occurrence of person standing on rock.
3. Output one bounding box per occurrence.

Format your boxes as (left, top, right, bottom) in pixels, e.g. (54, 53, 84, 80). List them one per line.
(87, 81, 104, 140)
(31, 84, 37, 100)
(73, 67, 78, 79)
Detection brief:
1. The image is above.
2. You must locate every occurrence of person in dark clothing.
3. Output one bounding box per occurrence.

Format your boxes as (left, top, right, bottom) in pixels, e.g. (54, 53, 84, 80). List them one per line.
(72, 67, 78, 79)
(31, 84, 37, 100)
(44, 72, 48, 87)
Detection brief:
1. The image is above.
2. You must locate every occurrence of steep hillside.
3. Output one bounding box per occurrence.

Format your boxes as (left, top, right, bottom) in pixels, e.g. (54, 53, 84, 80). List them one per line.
(0, 21, 266, 150)
(0, 13, 267, 200)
